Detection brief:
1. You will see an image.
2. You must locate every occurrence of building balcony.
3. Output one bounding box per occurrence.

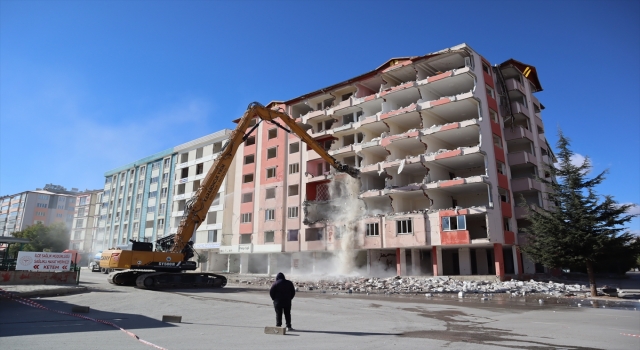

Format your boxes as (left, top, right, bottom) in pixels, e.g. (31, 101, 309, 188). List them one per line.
(416, 66, 475, 102)
(511, 177, 542, 193)
(510, 102, 531, 119)
(504, 125, 534, 142)
(505, 78, 526, 98)
(507, 151, 537, 167)
(418, 91, 479, 126)
(421, 119, 480, 153)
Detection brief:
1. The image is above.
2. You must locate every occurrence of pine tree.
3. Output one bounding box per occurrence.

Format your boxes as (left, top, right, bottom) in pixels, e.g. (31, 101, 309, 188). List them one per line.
(520, 131, 639, 297)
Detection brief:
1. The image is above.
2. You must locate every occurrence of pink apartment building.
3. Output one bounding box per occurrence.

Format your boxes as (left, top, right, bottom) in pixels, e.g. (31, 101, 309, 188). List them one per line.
(221, 43, 553, 279)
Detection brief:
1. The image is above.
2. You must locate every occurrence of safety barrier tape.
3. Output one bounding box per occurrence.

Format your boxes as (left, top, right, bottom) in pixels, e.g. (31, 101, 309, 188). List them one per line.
(0, 288, 167, 350)
(620, 333, 640, 338)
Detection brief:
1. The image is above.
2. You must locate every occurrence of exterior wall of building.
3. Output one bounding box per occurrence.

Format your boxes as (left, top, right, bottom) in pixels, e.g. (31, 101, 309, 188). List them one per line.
(100, 149, 177, 249)
(69, 190, 102, 253)
(171, 129, 234, 266)
(219, 43, 551, 278)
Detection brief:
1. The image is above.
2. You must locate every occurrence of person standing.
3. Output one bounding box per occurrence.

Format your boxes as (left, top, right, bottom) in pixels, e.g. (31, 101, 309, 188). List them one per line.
(269, 272, 296, 330)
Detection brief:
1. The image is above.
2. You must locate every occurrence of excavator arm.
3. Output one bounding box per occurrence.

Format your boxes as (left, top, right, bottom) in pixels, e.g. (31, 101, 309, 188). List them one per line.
(171, 102, 359, 259)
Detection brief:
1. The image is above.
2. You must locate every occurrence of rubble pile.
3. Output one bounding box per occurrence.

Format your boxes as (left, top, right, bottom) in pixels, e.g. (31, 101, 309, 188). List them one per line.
(242, 276, 588, 297)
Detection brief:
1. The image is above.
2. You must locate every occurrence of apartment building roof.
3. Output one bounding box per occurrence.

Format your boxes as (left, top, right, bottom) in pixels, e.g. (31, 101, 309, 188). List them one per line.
(500, 58, 543, 92)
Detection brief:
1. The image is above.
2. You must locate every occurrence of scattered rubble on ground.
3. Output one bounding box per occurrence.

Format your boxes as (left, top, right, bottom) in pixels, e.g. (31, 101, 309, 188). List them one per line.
(236, 275, 596, 297)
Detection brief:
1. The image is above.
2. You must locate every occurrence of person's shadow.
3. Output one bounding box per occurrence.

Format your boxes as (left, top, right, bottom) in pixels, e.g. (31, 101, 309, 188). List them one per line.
(290, 329, 400, 336)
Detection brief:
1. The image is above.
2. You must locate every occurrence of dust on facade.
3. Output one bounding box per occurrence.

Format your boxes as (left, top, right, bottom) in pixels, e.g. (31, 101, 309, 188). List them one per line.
(89, 43, 554, 279)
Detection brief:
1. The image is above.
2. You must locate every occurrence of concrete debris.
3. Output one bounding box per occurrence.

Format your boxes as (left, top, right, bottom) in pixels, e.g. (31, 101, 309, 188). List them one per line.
(247, 276, 589, 296)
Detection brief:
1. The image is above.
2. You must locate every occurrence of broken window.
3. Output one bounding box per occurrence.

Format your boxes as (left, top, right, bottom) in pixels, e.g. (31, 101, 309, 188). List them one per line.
(266, 167, 276, 179)
(177, 183, 185, 195)
(196, 163, 204, 175)
(498, 188, 510, 203)
(493, 135, 502, 148)
(486, 85, 495, 99)
(289, 163, 300, 174)
(265, 188, 276, 199)
(241, 193, 253, 203)
(287, 229, 299, 241)
(496, 161, 506, 175)
(503, 218, 511, 232)
(243, 174, 254, 183)
(268, 128, 277, 139)
(181, 167, 189, 179)
(241, 213, 252, 223)
(341, 92, 353, 101)
(288, 185, 299, 196)
(366, 223, 379, 237)
(343, 113, 354, 125)
(207, 212, 217, 224)
(245, 136, 255, 146)
(483, 63, 490, 74)
(490, 109, 498, 123)
(442, 215, 466, 231)
(396, 219, 413, 235)
(244, 154, 255, 165)
(211, 193, 220, 206)
(240, 234, 251, 244)
(305, 228, 323, 241)
(264, 230, 275, 243)
(208, 230, 218, 242)
(267, 147, 277, 159)
(289, 142, 299, 154)
(213, 141, 223, 153)
(265, 209, 275, 221)
(287, 206, 298, 218)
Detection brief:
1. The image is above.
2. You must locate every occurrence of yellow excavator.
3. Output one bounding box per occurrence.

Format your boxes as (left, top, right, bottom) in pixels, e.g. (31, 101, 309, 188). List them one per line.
(100, 102, 359, 289)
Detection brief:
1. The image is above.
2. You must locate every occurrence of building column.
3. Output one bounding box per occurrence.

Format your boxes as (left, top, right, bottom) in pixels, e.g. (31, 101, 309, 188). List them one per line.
(396, 248, 407, 276)
(267, 253, 276, 276)
(512, 246, 522, 275)
(433, 246, 444, 276)
(459, 248, 472, 275)
(239, 253, 249, 274)
(411, 249, 421, 276)
(366, 250, 371, 275)
(493, 243, 505, 279)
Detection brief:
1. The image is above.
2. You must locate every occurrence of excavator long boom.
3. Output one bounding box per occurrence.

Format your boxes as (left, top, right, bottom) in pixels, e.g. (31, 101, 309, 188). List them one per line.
(171, 102, 359, 258)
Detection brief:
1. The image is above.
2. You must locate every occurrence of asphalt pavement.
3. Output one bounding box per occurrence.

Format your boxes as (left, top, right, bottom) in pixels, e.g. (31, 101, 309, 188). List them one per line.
(0, 268, 639, 349)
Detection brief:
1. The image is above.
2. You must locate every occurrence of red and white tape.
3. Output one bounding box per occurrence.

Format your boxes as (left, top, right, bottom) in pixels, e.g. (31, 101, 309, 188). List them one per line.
(620, 333, 640, 338)
(0, 288, 167, 350)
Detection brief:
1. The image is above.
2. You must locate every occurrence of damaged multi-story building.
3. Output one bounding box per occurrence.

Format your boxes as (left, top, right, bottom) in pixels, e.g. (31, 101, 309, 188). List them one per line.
(221, 43, 555, 279)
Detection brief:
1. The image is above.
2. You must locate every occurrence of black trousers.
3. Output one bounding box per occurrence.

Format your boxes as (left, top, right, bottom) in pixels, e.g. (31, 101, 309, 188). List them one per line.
(273, 301, 292, 327)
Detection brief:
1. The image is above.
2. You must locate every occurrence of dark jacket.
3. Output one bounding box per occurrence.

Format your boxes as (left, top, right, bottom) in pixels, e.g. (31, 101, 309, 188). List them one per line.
(270, 272, 296, 304)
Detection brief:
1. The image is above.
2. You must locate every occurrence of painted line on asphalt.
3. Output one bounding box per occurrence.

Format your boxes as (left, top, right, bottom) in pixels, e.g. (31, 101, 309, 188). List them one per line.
(620, 333, 640, 338)
(0, 288, 168, 350)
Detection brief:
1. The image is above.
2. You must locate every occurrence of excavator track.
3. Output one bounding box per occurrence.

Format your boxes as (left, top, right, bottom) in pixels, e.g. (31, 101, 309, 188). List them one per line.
(108, 270, 154, 286)
(135, 271, 227, 290)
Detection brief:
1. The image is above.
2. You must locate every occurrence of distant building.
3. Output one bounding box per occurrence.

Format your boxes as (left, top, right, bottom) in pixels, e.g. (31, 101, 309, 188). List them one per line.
(98, 129, 235, 263)
(69, 189, 103, 253)
(0, 184, 82, 236)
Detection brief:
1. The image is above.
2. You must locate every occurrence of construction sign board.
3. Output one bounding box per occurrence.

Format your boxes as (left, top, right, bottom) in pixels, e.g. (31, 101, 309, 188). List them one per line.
(16, 252, 73, 271)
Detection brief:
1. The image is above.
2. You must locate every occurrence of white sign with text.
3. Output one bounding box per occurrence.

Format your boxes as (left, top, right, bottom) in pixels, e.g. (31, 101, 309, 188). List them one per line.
(16, 252, 73, 271)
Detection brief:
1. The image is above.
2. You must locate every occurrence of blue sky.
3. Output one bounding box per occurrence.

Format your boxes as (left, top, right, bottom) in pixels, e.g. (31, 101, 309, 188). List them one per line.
(1, 0, 638, 232)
